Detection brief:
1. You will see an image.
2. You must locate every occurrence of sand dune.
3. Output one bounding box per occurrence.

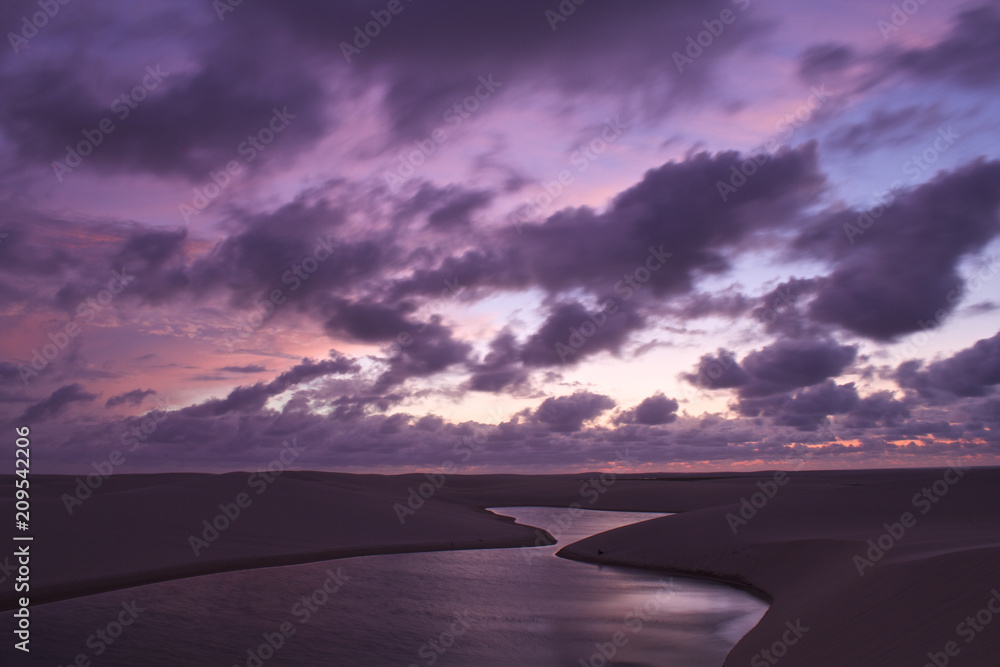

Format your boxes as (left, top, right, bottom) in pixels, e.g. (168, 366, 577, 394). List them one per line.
(560, 466, 1000, 666)
(3, 467, 998, 665)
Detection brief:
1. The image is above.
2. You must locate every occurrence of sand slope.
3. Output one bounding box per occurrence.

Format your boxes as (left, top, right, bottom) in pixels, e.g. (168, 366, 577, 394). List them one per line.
(559, 467, 1000, 666)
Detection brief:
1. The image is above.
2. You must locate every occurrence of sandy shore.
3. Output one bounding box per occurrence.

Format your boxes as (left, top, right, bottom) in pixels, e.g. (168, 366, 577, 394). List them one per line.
(560, 466, 1000, 666)
(3, 467, 998, 665)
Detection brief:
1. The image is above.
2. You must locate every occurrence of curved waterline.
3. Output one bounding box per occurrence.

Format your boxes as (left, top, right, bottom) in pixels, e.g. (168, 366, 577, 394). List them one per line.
(1, 508, 766, 666)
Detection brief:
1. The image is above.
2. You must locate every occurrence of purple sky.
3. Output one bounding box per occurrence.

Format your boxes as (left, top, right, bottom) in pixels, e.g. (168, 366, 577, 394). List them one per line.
(1, 0, 999, 473)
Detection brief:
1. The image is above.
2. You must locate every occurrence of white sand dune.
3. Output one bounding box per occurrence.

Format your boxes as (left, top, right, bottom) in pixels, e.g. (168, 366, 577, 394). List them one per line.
(3, 467, 998, 666)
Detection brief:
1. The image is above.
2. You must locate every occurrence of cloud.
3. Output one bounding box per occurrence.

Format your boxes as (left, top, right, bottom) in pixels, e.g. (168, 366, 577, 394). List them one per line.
(896, 330, 1000, 401)
(739, 339, 858, 397)
(825, 105, 948, 155)
(105, 388, 156, 408)
(532, 391, 615, 433)
(514, 144, 826, 298)
(796, 159, 1000, 340)
(798, 43, 856, 81)
(180, 355, 358, 418)
(0, 11, 330, 180)
(685, 338, 864, 429)
(843, 391, 910, 429)
(191, 200, 368, 308)
(259, 0, 765, 145)
(374, 317, 472, 391)
(749, 277, 819, 339)
(617, 392, 679, 425)
(468, 331, 529, 393)
(18, 383, 96, 422)
(323, 393, 406, 422)
(115, 227, 188, 269)
(891, 5, 1000, 89)
(519, 301, 644, 367)
(427, 190, 492, 228)
(322, 299, 412, 343)
(684, 349, 751, 390)
(737, 380, 859, 431)
(2, 0, 999, 472)
(669, 290, 752, 320)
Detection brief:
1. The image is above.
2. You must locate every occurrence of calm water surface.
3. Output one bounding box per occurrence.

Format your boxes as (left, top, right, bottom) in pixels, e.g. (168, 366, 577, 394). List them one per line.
(1, 508, 766, 666)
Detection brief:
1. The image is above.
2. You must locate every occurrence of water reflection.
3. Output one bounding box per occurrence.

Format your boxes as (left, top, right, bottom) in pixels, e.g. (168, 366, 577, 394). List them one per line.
(0, 508, 766, 666)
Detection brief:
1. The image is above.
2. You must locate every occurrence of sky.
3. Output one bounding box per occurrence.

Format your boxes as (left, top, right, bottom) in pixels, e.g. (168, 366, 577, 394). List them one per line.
(1, 0, 999, 474)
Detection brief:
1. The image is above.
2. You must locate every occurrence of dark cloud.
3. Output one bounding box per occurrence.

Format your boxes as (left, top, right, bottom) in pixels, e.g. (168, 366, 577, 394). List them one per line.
(750, 277, 819, 338)
(843, 391, 910, 429)
(180, 355, 358, 418)
(380, 144, 826, 315)
(514, 144, 826, 298)
(378, 412, 411, 435)
(323, 300, 412, 343)
(326, 393, 405, 422)
(886, 420, 961, 439)
(115, 227, 188, 269)
(798, 43, 856, 80)
(191, 200, 373, 307)
(680, 337, 858, 405)
(739, 339, 857, 397)
(825, 105, 948, 155)
(618, 392, 679, 425)
(735, 380, 858, 431)
(392, 184, 494, 230)
(0, 218, 189, 315)
(427, 189, 493, 229)
(261, 0, 765, 144)
(375, 317, 472, 391)
(269, 355, 359, 393)
(963, 397, 1000, 428)
(796, 160, 1000, 340)
(892, 5, 1000, 89)
(532, 391, 615, 433)
(519, 301, 645, 367)
(105, 388, 156, 408)
(18, 383, 96, 422)
(415, 414, 445, 432)
(684, 349, 751, 390)
(773, 381, 857, 430)
(896, 330, 1000, 401)
(468, 331, 528, 393)
(684, 337, 860, 418)
(0, 11, 329, 180)
(669, 291, 752, 320)
(4, 142, 824, 367)
(383, 247, 526, 304)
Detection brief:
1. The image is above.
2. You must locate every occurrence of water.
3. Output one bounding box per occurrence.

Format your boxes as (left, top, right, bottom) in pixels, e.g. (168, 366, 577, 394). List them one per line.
(1, 508, 766, 666)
